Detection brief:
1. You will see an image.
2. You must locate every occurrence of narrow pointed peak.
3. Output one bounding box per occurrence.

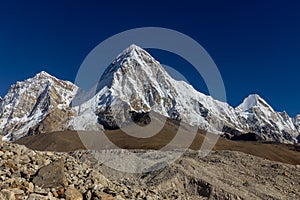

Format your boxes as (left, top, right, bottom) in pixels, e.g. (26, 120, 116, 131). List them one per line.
(99, 44, 161, 84)
(35, 71, 56, 79)
(294, 115, 300, 127)
(246, 94, 262, 101)
(236, 94, 273, 112)
(241, 94, 261, 107)
(128, 44, 143, 50)
(280, 110, 291, 120)
(118, 44, 146, 58)
(126, 44, 144, 51)
(37, 70, 50, 76)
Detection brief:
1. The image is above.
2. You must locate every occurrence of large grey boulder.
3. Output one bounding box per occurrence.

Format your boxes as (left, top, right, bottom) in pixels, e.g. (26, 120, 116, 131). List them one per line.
(32, 158, 66, 188)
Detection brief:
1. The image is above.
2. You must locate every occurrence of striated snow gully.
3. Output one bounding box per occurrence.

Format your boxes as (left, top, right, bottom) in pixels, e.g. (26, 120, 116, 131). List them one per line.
(0, 45, 299, 144)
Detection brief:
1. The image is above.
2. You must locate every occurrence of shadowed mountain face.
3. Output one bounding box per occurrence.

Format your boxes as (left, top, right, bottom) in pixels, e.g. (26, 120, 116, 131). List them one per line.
(0, 45, 299, 144)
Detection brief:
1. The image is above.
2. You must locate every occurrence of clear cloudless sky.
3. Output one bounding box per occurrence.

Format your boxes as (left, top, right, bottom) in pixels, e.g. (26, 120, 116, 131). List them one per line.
(0, 0, 300, 116)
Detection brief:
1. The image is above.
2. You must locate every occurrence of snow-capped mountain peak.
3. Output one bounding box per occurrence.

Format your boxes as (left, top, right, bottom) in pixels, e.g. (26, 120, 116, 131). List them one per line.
(46, 46, 300, 144)
(1, 45, 299, 144)
(0, 71, 78, 141)
(236, 94, 274, 112)
(235, 94, 298, 143)
(72, 45, 244, 133)
(35, 70, 53, 78)
(114, 44, 153, 61)
(295, 114, 300, 123)
(98, 44, 162, 86)
(120, 44, 145, 55)
(294, 114, 300, 133)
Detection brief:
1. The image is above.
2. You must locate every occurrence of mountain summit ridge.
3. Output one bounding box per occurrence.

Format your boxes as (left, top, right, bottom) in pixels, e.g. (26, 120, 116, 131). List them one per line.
(0, 71, 78, 141)
(0, 45, 299, 143)
(236, 94, 273, 112)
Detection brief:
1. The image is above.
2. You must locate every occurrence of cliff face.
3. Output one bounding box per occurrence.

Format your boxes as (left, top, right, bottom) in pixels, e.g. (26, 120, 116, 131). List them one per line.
(0, 71, 77, 141)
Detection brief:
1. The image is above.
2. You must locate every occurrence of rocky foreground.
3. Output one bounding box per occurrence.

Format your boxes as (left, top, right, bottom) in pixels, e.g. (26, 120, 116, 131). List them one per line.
(0, 139, 299, 200)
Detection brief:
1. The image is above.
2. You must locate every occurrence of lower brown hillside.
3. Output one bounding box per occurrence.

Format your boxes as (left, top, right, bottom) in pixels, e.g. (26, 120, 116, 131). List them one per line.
(16, 128, 300, 165)
(3, 140, 300, 199)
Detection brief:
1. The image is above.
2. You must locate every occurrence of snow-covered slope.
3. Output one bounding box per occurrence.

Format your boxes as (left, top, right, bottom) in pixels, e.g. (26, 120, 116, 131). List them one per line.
(0, 71, 78, 141)
(71, 45, 245, 134)
(236, 94, 298, 143)
(236, 94, 274, 113)
(0, 45, 299, 144)
(294, 115, 300, 133)
(70, 45, 299, 143)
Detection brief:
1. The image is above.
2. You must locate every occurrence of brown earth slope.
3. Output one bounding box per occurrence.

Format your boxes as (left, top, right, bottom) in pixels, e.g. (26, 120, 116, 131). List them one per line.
(16, 119, 300, 165)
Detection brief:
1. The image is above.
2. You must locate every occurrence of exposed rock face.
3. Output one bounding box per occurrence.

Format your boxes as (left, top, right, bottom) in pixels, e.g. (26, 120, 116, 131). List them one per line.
(294, 115, 300, 132)
(76, 44, 244, 135)
(1, 140, 300, 199)
(0, 71, 77, 141)
(0, 45, 299, 144)
(295, 116, 300, 142)
(72, 45, 299, 144)
(235, 94, 299, 143)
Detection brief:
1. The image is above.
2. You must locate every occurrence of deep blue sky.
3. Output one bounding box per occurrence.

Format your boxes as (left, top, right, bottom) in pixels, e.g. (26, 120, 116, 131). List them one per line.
(0, 0, 300, 116)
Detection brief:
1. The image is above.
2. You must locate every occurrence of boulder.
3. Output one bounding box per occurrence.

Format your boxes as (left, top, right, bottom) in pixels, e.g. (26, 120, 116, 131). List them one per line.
(0, 189, 15, 200)
(32, 158, 66, 188)
(65, 188, 83, 200)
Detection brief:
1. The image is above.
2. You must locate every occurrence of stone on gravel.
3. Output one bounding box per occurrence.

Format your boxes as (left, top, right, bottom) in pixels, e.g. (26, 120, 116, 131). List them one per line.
(27, 193, 48, 200)
(65, 188, 83, 200)
(0, 189, 15, 200)
(32, 158, 66, 188)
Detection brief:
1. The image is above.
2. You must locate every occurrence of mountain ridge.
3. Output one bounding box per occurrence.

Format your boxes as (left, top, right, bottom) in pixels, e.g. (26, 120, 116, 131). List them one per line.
(0, 45, 299, 144)
(0, 71, 78, 141)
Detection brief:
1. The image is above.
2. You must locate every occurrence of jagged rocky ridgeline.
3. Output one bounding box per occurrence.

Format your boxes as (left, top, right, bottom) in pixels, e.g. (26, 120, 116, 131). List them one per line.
(0, 45, 299, 143)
